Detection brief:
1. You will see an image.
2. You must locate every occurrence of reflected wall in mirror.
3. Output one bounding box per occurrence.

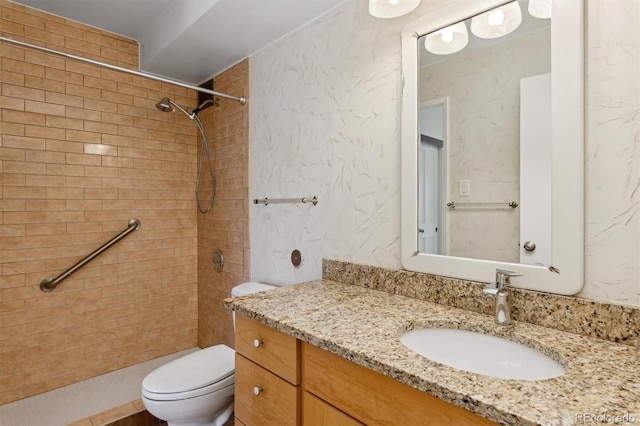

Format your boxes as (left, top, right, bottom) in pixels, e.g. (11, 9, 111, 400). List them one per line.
(401, 0, 584, 295)
(418, 0, 551, 265)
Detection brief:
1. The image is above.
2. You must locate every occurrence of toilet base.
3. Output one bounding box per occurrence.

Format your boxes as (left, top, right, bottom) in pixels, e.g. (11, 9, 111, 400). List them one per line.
(143, 383, 234, 426)
(164, 400, 233, 426)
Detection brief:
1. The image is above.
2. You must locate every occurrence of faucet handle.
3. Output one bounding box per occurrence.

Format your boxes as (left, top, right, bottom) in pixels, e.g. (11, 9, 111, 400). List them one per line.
(482, 283, 499, 298)
(495, 269, 522, 288)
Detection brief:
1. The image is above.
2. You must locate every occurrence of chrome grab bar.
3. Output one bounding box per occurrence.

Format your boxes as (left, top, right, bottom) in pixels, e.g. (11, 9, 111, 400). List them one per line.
(39, 219, 141, 292)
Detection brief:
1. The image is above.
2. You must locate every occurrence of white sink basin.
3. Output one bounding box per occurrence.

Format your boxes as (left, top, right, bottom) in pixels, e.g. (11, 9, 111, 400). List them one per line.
(399, 328, 565, 381)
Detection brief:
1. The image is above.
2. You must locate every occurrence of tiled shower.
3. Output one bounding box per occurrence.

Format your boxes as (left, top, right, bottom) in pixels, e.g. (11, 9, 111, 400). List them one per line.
(0, 0, 249, 405)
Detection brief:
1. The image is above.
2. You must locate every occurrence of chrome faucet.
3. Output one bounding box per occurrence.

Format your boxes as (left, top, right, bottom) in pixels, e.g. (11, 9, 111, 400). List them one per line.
(483, 269, 521, 326)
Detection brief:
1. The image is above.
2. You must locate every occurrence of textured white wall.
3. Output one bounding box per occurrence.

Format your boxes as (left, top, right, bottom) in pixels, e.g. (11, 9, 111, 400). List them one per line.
(583, 0, 640, 303)
(249, 0, 409, 285)
(249, 0, 640, 305)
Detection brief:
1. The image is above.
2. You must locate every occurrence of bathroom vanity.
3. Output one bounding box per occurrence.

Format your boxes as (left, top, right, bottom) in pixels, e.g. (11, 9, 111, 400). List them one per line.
(228, 277, 640, 425)
(233, 314, 493, 426)
(234, 315, 299, 425)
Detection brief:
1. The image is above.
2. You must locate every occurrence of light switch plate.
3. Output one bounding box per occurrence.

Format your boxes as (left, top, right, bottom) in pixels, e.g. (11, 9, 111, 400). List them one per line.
(459, 180, 470, 197)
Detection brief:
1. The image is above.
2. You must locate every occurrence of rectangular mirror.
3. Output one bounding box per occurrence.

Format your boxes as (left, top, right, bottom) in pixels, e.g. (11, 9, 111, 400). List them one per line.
(401, 0, 584, 294)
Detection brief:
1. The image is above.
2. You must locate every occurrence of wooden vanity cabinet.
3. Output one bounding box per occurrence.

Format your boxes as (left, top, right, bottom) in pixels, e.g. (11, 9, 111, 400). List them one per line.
(234, 315, 300, 426)
(234, 315, 496, 426)
(303, 392, 364, 426)
(302, 342, 497, 426)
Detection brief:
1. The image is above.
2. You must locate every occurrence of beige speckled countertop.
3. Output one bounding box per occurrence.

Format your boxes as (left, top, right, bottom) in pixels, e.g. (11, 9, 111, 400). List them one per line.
(226, 280, 640, 426)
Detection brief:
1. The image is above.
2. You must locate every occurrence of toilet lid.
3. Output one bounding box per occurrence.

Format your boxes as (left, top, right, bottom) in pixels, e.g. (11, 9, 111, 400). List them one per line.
(142, 345, 235, 394)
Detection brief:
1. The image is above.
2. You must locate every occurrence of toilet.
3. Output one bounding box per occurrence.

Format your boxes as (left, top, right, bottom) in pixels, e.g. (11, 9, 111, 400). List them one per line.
(141, 282, 276, 426)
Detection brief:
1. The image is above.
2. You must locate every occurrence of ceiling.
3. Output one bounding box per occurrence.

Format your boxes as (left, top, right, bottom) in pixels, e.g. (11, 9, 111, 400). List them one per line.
(11, 0, 346, 84)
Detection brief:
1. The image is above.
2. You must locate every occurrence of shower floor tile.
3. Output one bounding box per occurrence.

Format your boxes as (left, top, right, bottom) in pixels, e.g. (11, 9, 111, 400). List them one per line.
(0, 348, 198, 426)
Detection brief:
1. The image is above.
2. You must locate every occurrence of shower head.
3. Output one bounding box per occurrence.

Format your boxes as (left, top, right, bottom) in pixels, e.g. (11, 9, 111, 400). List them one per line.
(155, 97, 195, 119)
(155, 96, 216, 214)
(155, 97, 173, 113)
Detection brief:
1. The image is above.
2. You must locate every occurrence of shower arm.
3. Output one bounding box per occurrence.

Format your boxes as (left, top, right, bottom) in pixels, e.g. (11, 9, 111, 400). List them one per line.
(164, 99, 220, 119)
(191, 99, 220, 116)
(167, 99, 197, 119)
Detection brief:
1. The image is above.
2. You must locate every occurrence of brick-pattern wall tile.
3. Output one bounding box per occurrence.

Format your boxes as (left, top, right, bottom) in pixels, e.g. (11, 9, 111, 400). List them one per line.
(0, 0, 198, 404)
(197, 59, 250, 349)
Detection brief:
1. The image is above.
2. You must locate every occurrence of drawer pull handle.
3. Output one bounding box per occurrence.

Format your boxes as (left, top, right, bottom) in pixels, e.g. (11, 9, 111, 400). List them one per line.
(253, 386, 263, 396)
(253, 338, 263, 348)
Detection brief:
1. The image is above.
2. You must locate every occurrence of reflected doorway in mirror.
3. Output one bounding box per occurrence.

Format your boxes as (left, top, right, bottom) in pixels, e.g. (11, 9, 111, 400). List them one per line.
(418, 98, 447, 255)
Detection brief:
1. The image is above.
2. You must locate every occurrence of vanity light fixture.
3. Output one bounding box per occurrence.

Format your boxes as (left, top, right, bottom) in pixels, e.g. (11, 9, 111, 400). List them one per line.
(470, 1, 522, 39)
(528, 0, 552, 19)
(424, 22, 468, 55)
(369, 0, 421, 19)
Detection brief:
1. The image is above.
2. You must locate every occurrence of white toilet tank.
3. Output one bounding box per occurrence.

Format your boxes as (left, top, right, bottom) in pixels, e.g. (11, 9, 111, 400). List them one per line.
(231, 282, 275, 297)
(231, 282, 276, 329)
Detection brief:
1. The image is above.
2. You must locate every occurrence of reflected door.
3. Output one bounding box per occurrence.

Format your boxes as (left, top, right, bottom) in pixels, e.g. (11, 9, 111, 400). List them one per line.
(520, 73, 552, 266)
(418, 104, 445, 254)
(419, 141, 440, 253)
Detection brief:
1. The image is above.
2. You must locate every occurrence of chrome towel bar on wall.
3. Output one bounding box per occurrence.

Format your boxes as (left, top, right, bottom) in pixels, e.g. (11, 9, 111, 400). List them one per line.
(39, 219, 141, 292)
(446, 201, 519, 209)
(253, 196, 318, 206)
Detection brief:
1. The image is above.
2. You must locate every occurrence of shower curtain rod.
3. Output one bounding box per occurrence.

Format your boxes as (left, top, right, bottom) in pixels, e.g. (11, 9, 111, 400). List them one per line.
(0, 36, 247, 105)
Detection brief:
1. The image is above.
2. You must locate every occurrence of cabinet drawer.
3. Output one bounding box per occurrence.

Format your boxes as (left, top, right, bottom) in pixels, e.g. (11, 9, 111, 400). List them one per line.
(302, 343, 497, 426)
(303, 392, 363, 426)
(235, 314, 299, 384)
(235, 354, 299, 426)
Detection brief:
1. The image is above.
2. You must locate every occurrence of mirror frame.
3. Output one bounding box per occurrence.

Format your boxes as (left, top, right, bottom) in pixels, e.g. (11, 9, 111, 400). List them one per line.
(400, 0, 584, 294)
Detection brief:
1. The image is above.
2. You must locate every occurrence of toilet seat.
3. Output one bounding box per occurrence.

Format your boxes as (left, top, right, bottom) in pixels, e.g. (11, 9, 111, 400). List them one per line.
(143, 373, 234, 401)
(142, 344, 235, 401)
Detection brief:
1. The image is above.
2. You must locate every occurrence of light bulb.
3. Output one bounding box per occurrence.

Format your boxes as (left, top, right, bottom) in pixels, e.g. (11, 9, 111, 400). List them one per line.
(528, 0, 552, 19)
(441, 29, 453, 43)
(488, 10, 504, 26)
(369, 0, 420, 18)
(424, 21, 468, 55)
(470, 2, 522, 39)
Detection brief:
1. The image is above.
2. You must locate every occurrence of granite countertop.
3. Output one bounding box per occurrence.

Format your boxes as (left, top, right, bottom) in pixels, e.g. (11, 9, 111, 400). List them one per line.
(226, 280, 640, 426)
